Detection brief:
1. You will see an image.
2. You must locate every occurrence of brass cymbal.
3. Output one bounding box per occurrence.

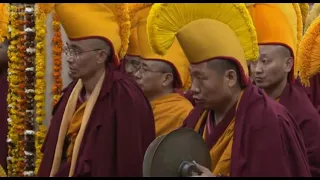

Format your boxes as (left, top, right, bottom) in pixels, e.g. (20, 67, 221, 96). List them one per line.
(143, 128, 212, 177)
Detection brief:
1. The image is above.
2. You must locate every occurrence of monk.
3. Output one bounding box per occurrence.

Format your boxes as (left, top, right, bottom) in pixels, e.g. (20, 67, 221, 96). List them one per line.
(37, 4, 155, 177)
(0, 4, 9, 174)
(247, 4, 320, 176)
(147, 3, 311, 177)
(124, 4, 193, 137)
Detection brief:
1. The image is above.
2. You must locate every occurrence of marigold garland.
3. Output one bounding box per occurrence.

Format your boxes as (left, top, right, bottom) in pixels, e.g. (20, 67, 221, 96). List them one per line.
(34, 3, 47, 174)
(52, 12, 63, 106)
(23, 4, 36, 177)
(7, 3, 26, 177)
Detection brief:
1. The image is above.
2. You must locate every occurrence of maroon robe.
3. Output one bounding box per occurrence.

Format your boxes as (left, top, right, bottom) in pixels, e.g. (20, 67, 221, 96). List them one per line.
(183, 82, 311, 177)
(296, 74, 320, 115)
(279, 82, 320, 176)
(38, 68, 156, 177)
(0, 72, 8, 173)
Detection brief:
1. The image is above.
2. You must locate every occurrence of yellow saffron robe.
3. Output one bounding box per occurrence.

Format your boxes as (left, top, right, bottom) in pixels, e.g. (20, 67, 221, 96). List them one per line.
(151, 93, 193, 137)
(65, 101, 88, 162)
(193, 92, 243, 176)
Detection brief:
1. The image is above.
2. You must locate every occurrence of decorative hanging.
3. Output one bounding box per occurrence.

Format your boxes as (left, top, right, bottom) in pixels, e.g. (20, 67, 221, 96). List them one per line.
(23, 3, 36, 177)
(34, 3, 47, 174)
(52, 12, 63, 106)
(7, 3, 27, 177)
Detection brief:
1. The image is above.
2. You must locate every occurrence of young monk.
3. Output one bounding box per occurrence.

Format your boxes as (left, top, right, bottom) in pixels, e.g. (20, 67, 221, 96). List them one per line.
(147, 3, 311, 177)
(0, 3, 9, 174)
(247, 3, 320, 176)
(127, 3, 193, 137)
(37, 4, 156, 177)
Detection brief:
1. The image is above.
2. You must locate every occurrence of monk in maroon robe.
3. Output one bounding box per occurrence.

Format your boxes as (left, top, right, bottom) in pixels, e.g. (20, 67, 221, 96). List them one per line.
(248, 3, 320, 176)
(146, 3, 311, 176)
(0, 39, 9, 174)
(38, 4, 155, 177)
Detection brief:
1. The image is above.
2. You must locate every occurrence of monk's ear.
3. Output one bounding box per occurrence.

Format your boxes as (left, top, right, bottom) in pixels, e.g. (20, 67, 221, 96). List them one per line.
(225, 69, 237, 88)
(96, 49, 110, 65)
(284, 57, 293, 73)
(162, 73, 174, 87)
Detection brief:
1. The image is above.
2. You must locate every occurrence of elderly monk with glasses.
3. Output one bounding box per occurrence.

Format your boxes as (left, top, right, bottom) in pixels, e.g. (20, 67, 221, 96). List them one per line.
(37, 4, 155, 177)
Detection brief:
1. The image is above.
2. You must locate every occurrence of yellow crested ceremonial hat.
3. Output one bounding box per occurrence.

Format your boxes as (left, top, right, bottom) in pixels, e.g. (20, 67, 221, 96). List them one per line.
(132, 3, 191, 90)
(297, 4, 320, 86)
(247, 3, 299, 80)
(54, 3, 130, 66)
(126, 26, 140, 56)
(126, 4, 150, 57)
(0, 4, 8, 42)
(147, 3, 259, 86)
(299, 3, 310, 28)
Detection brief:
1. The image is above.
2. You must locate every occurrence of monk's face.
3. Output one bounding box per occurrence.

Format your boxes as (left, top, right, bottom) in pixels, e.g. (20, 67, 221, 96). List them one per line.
(134, 60, 171, 99)
(124, 55, 141, 75)
(0, 39, 9, 68)
(251, 45, 293, 89)
(189, 61, 231, 109)
(64, 39, 109, 79)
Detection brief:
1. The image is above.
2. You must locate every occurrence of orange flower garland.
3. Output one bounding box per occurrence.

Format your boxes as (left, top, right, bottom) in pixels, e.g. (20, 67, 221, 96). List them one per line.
(52, 12, 63, 106)
(34, 4, 48, 174)
(7, 3, 26, 177)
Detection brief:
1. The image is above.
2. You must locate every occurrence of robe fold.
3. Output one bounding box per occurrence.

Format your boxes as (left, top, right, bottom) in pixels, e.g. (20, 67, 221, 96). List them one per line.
(38, 68, 156, 177)
(296, 74, 320, 115)
(151, 93, 193, 137)
(183, 82, 311, 177)
(279, 82, 320, 176)
(0, 73, 8, 173)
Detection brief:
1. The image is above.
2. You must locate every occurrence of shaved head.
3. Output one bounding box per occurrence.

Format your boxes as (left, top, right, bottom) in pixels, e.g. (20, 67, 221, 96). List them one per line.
(154, 60, 174, 74)
(206, 59, 242, 88)
(84, 38, 111, 52)
(207, 59, 239, 75)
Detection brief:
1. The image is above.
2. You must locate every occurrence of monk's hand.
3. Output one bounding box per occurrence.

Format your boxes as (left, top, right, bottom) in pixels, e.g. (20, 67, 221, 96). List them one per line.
(191, 161, 215, 177)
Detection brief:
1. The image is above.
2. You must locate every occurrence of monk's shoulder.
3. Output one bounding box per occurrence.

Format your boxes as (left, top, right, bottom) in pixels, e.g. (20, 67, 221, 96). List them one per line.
(288, 85, 318, 115)
(243, 91, 293, 130)
(110, 70, 149, 105)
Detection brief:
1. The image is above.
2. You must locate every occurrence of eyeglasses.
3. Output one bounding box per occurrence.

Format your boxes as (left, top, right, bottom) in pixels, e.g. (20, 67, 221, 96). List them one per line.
(62, 45, 102, 60)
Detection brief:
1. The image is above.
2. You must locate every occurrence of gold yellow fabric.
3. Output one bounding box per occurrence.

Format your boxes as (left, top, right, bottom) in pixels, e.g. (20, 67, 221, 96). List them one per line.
(131, 4, 191, 90)
(0, 165, 6, 177)
(66, 101, 87, 163)
(54, 3, 130, 64)
(204, 118, 235, 177)
(247, 4, 295, 55)
(0, 4, 8, 42)
(299, 3, 310, 28)
(151, 93, 193, 137)
(270, 3, 303, 77)
(194, 91, 243, 176)
(297, 15, 320, 86)
(126, 27, 140, 56)
(305, 4, 320, 31)
(146, 3, 259, 86)
(126, 3, 153, 56)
